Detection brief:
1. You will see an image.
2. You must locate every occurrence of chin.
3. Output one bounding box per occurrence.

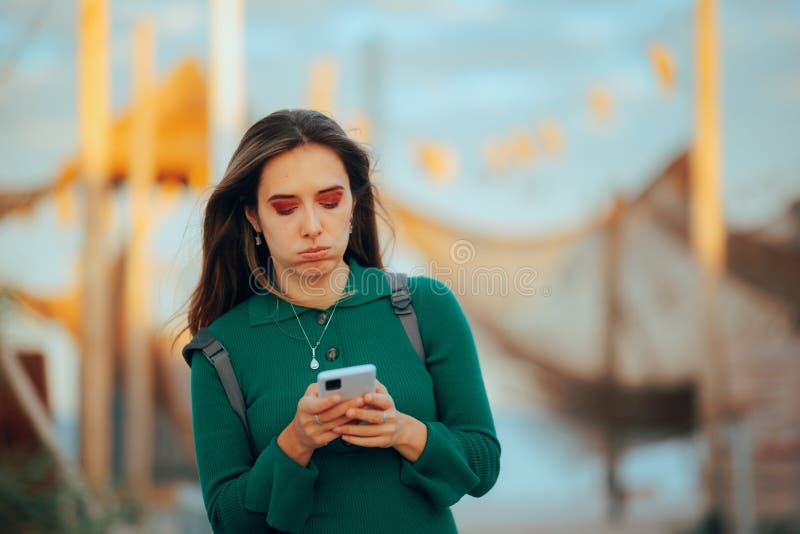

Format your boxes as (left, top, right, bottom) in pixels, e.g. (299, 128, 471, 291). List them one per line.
(295, 256, 338, 277)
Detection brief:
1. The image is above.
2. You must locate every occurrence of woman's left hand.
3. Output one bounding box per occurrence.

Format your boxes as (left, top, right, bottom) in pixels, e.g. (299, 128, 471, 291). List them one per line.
(332, 380, 427, 460)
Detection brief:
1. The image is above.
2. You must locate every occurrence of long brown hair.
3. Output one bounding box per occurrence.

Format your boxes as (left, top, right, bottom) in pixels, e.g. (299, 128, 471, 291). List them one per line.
(186, 109, 391, 336)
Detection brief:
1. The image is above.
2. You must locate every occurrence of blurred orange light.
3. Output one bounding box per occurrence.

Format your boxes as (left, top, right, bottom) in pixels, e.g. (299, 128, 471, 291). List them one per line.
(649, 43, 676, 92)
(589, 86, 615, 123)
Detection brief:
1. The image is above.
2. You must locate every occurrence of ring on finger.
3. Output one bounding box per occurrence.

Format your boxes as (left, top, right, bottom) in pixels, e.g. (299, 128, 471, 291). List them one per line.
(314, 414, 322, 425)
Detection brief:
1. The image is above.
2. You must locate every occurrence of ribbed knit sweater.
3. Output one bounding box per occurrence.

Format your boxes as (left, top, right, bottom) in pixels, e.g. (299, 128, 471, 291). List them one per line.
(189, 256, 500, 533)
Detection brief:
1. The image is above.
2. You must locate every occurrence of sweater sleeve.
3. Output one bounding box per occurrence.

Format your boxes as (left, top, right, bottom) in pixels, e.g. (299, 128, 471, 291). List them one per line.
(190, 349, 318, 533)
(398, 277, 501, 507)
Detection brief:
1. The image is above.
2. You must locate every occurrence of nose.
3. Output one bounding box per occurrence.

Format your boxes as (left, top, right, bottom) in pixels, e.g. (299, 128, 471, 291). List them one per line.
(300, 205, 323, 239)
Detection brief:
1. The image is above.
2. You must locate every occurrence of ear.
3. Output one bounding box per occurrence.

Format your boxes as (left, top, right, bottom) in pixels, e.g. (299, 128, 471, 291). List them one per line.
(244, 206, 261, 233)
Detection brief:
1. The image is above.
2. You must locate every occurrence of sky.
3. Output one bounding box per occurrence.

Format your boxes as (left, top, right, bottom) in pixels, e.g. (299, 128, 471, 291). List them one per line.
(0, 0, 797, 233)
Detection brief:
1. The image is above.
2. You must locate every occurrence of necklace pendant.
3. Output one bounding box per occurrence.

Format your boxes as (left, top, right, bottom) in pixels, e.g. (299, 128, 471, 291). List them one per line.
(290, 302, 338, 372)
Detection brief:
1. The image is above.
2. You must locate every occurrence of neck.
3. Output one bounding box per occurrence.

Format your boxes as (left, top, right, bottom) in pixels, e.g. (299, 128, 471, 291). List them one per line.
(276, 259, 350, 309)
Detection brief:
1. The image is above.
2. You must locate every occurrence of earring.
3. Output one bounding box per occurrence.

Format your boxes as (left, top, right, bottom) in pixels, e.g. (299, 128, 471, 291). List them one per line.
(255, 232, 262, 246)
(349, 219, 353, 235)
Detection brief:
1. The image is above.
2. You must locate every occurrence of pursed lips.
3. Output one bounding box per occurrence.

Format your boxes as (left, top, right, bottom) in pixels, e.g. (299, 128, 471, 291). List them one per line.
(299, 246, 331, 260)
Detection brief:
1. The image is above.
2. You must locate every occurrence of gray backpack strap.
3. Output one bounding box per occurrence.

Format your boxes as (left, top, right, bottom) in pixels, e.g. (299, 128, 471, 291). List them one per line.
(182, 328, 251, 438)
(384, 272, 426, 363)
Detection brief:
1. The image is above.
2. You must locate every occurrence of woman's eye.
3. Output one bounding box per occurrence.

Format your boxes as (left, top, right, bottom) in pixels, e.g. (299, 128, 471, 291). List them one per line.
(318, 190, 343, 209)
(271, 195, 340, 215)
(272, 203, 298, 215)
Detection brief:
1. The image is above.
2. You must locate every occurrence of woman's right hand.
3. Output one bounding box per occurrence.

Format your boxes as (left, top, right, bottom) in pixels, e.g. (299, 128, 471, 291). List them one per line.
(277, 383, 363, 465)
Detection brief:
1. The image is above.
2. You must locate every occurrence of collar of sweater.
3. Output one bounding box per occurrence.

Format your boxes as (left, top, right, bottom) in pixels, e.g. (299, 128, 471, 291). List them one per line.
(247, 255, 393, 326)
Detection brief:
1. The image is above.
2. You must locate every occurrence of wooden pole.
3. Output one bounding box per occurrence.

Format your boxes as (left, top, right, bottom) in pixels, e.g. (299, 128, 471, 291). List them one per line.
(78, 0, 113, 492)
(692, 0, 725, 276)
(124, 19, 156, 502)
(602, 197, 625, 523)
(692, 0, 733, 529)
(209, 0, 246, 184)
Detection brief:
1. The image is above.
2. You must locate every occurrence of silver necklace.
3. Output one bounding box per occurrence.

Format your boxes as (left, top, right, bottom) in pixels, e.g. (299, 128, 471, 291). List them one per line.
(290, 300, 340, 370)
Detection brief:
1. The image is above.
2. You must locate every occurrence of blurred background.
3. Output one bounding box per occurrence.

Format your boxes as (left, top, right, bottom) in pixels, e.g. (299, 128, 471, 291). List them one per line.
(0, 0, 798, 533)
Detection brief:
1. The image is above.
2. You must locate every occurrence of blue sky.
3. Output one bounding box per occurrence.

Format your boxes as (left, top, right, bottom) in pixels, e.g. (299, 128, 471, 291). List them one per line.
(0, 0, 797, 233)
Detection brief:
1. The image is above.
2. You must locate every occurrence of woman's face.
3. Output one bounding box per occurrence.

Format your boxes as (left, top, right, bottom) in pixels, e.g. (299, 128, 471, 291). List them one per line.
(245, 143, 355, 285)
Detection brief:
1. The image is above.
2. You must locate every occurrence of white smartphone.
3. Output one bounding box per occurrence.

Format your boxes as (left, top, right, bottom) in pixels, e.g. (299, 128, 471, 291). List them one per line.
(317, 364, 376, 401)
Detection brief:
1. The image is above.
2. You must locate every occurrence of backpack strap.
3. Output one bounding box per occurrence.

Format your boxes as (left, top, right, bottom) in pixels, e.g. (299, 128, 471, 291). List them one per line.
(182, 328, 251, 438)
(384, 271, 426, 363)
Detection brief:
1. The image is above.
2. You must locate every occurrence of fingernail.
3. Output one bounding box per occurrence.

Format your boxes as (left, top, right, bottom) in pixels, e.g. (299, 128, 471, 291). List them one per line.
(356, 398, 364, 406)
(365, 394, 372, 402)
(333, 427, 342, 432)
(347, 409, 355, 417)
(333, 395, 341, 403)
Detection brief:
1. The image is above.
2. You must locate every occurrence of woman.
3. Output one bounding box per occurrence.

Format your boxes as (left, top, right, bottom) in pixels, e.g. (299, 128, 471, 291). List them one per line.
(185, 109, 500, 533)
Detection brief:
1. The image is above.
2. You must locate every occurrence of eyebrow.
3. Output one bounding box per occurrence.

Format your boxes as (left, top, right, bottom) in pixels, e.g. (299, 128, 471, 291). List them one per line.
(267, 185, 345, 202)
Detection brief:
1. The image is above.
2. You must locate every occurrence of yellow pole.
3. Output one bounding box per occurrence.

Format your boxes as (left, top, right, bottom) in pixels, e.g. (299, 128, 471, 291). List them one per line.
(78, 0, 113, 492)
(692, 0, 725, 275)
(692, 0, 730, 528)
(124, 19, 156, 502)
(307, 55, 339, 114)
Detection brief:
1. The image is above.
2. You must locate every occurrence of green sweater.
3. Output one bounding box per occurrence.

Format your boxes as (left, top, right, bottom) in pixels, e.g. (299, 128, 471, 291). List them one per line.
(190, 257, 500, 533)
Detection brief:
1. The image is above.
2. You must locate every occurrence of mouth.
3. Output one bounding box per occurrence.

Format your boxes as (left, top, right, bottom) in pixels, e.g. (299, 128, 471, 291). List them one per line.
(299, 247, 330, 260)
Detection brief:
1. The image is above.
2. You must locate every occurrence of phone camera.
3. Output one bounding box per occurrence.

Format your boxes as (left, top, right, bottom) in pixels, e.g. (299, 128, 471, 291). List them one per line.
(325, 379, 341, 391)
